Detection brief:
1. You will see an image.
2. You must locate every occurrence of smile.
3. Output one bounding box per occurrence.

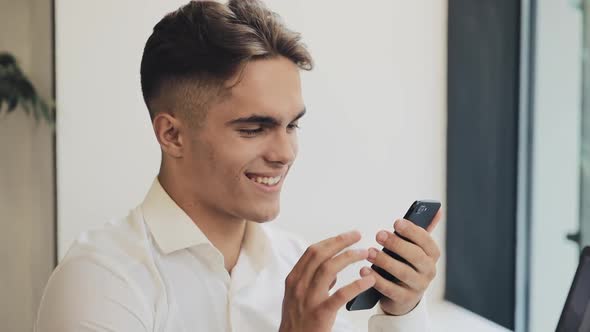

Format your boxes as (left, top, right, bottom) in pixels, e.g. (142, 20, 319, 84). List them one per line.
(246, 173, 282, 186)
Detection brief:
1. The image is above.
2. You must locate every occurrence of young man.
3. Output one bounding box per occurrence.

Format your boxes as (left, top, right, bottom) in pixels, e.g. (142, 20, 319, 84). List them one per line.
(36, 1, 441, 331)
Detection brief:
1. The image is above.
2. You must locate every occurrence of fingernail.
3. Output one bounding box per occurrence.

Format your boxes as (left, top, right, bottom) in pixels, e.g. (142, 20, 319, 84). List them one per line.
(345, 230, 361, 239)
(368, 248, 378, 260)
(377, 231, 388, 243)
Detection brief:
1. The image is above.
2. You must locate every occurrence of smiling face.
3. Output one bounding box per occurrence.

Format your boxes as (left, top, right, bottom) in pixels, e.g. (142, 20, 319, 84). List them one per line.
(169, 56, 305, 223)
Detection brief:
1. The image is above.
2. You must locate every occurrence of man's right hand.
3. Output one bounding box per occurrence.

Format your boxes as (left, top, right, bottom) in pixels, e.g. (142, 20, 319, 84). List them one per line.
(279, 230, 376, 332)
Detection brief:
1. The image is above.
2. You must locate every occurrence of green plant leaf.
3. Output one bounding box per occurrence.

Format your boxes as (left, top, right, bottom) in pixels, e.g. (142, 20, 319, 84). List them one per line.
(0, 52, 55, 125)
(31, 99, 40, 122)
(7, 94, 17, 112)
(36, 96, 50, 123)
(21, 97, 32, 116)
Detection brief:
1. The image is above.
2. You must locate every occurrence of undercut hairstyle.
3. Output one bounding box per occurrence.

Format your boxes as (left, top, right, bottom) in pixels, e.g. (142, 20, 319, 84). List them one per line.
(140, 0, 314, 127)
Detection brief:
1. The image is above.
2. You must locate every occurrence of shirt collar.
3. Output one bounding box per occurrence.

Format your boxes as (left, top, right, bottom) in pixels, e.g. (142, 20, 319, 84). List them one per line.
(141, 177, 210, 254)
(242, 217, 272, 272)
(140, 177, 272, 271)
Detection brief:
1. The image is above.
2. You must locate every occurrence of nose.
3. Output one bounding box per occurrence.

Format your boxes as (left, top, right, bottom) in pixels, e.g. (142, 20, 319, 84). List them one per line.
(264, 129, 297, 166)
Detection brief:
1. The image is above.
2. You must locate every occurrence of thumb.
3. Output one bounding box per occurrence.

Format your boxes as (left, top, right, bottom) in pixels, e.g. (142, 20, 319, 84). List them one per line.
(426, 208, 443, 233)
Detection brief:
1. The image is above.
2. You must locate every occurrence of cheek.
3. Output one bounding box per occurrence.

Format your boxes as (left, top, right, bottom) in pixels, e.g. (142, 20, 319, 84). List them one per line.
(215, 144, 253, 177)
(190, 138, 215, 167)
(186, 136, 221, 177)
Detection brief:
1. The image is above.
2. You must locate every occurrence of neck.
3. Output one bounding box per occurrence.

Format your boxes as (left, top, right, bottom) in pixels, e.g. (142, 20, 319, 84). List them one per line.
(158, 170, 246, 272)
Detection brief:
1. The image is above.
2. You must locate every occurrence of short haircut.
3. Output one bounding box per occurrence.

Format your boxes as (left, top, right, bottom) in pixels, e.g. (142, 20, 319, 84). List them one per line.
(140, 0, 314, 126)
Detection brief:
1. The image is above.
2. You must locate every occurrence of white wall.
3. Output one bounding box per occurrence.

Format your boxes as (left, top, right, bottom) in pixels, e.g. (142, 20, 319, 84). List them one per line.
(56, 1, 507, 331)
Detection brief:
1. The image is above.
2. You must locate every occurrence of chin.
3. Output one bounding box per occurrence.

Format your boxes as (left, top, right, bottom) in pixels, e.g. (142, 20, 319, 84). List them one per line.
(249, 218, 274, 224)
(246, 206, 280, 223)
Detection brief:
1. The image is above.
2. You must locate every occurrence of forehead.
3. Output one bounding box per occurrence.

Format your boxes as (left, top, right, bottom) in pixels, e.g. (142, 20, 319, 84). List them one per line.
(217, 57, 304, 120)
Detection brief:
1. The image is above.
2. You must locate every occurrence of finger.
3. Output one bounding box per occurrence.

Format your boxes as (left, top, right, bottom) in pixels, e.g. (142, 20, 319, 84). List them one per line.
(290, 230, 361, 277)
(360, 267, 417, 304)
(285, 231, 359, 298)
(367, 247, 426, 291)
(376, 230, 430, 273)
(297, 230, 362, 289)
(329, 277, 337, 290)
(308, 248, 369, 303)
(426, 208, 443, 233)
(323, 275, 376, 313)
(394, 219, 441, 260)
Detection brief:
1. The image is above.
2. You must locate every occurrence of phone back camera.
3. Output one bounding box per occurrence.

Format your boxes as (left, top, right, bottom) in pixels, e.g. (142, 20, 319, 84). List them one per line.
(417, 205, 428, 214)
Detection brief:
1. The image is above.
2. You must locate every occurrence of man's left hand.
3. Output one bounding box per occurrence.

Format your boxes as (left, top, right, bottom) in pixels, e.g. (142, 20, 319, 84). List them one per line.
(361, 210, 442, 316)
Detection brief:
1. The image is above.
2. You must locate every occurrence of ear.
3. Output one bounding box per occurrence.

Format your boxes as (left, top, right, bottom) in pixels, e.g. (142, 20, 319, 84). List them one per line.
(153, 112, 184, 158)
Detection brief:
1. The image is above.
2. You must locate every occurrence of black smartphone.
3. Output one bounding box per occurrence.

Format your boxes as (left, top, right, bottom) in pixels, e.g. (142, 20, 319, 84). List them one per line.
(346, 200, 441, 311)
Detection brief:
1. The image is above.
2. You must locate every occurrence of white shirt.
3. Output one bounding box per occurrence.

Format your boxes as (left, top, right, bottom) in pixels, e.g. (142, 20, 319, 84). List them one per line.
(35, 178, 430, 332)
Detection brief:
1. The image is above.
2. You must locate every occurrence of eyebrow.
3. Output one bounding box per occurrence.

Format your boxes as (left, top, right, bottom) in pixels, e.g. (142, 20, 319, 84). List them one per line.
(226, 108, 306, 127)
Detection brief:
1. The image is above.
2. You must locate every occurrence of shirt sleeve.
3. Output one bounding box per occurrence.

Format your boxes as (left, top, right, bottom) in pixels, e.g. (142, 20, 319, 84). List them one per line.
(368, 297, 431, 332)
(35, 255, 151, 332)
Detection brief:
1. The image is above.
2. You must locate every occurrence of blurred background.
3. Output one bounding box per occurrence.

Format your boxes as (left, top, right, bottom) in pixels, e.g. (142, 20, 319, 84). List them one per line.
(0, 0, 588, 331)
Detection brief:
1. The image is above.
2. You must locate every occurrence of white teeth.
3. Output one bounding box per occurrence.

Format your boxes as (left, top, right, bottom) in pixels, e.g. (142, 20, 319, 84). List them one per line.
(250, 175, 281, 186)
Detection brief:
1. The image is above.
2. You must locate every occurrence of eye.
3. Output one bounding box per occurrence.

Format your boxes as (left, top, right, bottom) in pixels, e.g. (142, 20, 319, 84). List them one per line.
(288, 123, 301, 131)
(238, 128, 265, 136)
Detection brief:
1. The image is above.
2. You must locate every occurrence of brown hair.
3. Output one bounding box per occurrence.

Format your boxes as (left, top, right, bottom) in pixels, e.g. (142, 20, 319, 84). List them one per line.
(140, 0, 313, 125)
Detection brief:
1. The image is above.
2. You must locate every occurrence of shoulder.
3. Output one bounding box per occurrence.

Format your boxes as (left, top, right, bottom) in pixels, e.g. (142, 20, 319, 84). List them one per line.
(50, 206, 158, 288)
(46, 207, 159, 304)
(54, 207, 161, 294)
(61, 207, 151, 266)
(36, 208, 156, 331)
(36, 251, 152, 331)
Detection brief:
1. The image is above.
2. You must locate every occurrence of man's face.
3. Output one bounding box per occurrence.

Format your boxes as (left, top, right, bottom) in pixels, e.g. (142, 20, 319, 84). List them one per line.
(180, 56, 305, 223)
